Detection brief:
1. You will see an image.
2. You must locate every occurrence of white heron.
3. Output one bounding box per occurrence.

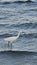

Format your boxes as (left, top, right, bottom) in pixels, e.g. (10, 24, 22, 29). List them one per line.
(4, 32, 20, 49)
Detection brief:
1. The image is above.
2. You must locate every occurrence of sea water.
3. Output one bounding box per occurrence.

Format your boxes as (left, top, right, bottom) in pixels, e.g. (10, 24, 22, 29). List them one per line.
(0, 0, 37, 65)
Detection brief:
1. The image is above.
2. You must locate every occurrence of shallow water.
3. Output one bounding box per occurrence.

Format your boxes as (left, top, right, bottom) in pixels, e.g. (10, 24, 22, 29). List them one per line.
(0, 51, 37, 65)
(0, 0, 37, 65)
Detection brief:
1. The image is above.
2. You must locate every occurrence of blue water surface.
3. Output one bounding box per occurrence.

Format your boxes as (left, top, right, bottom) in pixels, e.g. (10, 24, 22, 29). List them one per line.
(0, 0, 37, 65)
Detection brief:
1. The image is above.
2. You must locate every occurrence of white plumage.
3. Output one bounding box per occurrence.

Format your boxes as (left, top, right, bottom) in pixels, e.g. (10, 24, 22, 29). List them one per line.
(4, 32, 20, 49)
(4, 32, 20, 42)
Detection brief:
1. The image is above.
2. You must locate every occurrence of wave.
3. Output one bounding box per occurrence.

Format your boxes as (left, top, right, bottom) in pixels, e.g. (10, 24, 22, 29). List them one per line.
(0, 0, 35, 5)
(13, 1, 26, 3)
(8, 23, 37, 29)
(13, 0, 34, 3)
(0, 32, 37, 39)
(22, 33, 37, 38)
(0, 24, 8, 27)
(0, 50, 37, 55)
(0, 2, 12, 5)
(0, 33, 13, 38)
(0, 23, 37, 29)
(29, 8, 37, 11)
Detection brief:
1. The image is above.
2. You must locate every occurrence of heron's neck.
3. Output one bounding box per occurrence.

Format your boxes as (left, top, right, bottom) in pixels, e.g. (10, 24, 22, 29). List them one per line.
(17, 32, 20, 38)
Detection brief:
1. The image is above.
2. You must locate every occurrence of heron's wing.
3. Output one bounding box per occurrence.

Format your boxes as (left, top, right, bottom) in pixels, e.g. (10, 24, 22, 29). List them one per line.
(4, 37, 17, 42)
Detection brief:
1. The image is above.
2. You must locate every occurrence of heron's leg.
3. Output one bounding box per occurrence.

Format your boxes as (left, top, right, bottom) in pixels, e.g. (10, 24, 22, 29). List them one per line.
(11, 43, 12, 49)
(8, 41, 10, 48)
